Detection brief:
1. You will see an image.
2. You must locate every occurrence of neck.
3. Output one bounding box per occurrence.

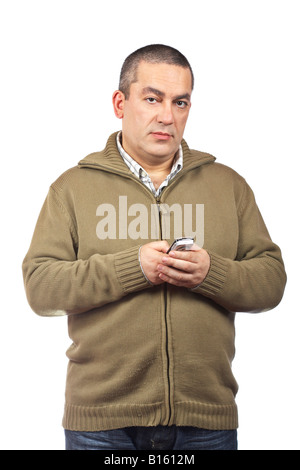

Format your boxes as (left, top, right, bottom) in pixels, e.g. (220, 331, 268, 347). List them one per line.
(139, 155, 175, 175)
(119, 133, 178, 188)
(135, 156, 176, 190)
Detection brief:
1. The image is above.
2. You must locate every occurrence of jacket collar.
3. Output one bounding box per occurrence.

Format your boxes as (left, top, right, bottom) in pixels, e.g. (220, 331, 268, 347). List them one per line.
(78, 131, 216, 176)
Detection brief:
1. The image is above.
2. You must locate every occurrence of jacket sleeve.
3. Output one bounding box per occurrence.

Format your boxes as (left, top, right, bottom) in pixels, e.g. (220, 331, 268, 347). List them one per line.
(22, 186, 150, 316)
(192, 182, 287, 313)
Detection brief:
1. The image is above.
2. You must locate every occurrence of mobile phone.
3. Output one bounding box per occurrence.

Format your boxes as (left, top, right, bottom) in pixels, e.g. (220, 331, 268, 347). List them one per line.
(167, 237, 194, 254)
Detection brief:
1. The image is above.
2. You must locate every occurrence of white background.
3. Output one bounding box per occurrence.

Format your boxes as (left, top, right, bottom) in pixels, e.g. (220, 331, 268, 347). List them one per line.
(0, 0, 299, 450)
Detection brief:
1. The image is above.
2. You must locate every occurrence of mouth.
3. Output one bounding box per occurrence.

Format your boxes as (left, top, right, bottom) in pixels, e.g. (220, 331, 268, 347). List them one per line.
(151, 132, 173, 141)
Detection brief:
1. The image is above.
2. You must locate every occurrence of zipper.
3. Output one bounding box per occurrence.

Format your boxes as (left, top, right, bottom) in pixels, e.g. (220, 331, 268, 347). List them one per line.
(155, 196, 172, 425)
(155, 197, 162, 238)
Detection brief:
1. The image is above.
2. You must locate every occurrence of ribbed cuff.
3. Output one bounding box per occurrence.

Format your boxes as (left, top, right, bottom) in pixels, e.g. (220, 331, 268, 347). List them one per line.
(114, 245, 151, 294)
(191, 252, 228, 297)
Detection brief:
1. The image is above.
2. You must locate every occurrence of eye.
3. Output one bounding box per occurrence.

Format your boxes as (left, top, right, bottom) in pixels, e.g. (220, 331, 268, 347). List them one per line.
(146, 97, 157, 104)
(176, 100, 188, 109)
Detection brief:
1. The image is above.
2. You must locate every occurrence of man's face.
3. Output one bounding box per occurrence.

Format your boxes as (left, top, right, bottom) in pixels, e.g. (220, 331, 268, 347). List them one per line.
(113, 61, 192, 166)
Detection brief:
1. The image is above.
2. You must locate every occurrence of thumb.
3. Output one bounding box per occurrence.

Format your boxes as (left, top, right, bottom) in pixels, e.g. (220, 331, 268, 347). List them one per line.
(148, 240, 170, 253)
(191, 243, 202, 251)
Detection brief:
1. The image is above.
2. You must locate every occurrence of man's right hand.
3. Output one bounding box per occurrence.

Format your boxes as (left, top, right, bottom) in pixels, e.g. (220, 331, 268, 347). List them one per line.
(139, 241, 170, 285)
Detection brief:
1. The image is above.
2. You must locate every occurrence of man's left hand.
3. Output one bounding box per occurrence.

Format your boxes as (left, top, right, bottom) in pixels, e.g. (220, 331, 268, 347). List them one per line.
(157, 244, 210, 289)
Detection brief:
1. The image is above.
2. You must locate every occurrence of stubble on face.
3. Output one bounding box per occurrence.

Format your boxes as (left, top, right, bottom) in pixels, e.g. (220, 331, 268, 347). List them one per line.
(120, 61, 192, 169)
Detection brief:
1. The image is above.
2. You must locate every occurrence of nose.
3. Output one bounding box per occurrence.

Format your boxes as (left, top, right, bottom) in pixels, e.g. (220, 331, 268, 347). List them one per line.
(157, 102, 174, 126)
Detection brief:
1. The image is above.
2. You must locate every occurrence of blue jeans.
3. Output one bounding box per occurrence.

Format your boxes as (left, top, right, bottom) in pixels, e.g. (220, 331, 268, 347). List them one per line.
(65, 426, 237, 450)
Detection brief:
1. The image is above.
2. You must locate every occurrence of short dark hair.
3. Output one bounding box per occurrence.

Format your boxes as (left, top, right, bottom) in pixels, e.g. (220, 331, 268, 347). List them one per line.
(119, 44, 194, 99)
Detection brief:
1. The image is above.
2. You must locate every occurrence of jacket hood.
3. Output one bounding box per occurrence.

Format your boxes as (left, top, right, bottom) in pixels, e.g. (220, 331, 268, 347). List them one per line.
(78, 132, 216, 177)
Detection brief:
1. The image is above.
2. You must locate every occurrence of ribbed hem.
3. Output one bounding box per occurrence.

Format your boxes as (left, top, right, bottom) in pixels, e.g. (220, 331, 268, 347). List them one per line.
(191, 252, 228, 297)
(62, 401, 238, 431)
(114, 245, 151, 294)
(63, 402, 165, 431)
(175, 401, 238, 430)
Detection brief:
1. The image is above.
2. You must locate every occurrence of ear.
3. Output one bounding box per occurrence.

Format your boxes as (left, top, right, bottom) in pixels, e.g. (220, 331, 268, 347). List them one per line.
(112, 90, 125, 119)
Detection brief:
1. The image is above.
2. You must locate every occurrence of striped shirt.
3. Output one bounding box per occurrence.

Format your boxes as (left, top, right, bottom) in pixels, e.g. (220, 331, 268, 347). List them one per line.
(116, 131, 183, 198)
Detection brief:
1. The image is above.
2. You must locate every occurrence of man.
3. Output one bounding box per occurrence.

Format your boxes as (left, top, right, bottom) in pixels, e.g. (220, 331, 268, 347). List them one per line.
(22, 44, 286, 451)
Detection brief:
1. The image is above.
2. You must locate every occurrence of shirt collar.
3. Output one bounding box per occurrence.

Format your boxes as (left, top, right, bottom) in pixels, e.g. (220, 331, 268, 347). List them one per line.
(116, 131, 183, 178)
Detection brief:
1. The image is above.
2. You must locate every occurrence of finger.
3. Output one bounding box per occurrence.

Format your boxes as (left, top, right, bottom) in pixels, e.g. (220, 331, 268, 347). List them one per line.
(158, 269, 190, 286)
(160, 256, 194, 273)
(191, 243, 201, 251)
(158, 262, 193, 280)
(149, 240, 170, 253)
(166, 250, 201, 266)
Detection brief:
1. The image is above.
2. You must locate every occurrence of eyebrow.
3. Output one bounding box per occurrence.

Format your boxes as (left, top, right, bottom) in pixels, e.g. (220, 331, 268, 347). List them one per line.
(141, 86, 191, 102)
